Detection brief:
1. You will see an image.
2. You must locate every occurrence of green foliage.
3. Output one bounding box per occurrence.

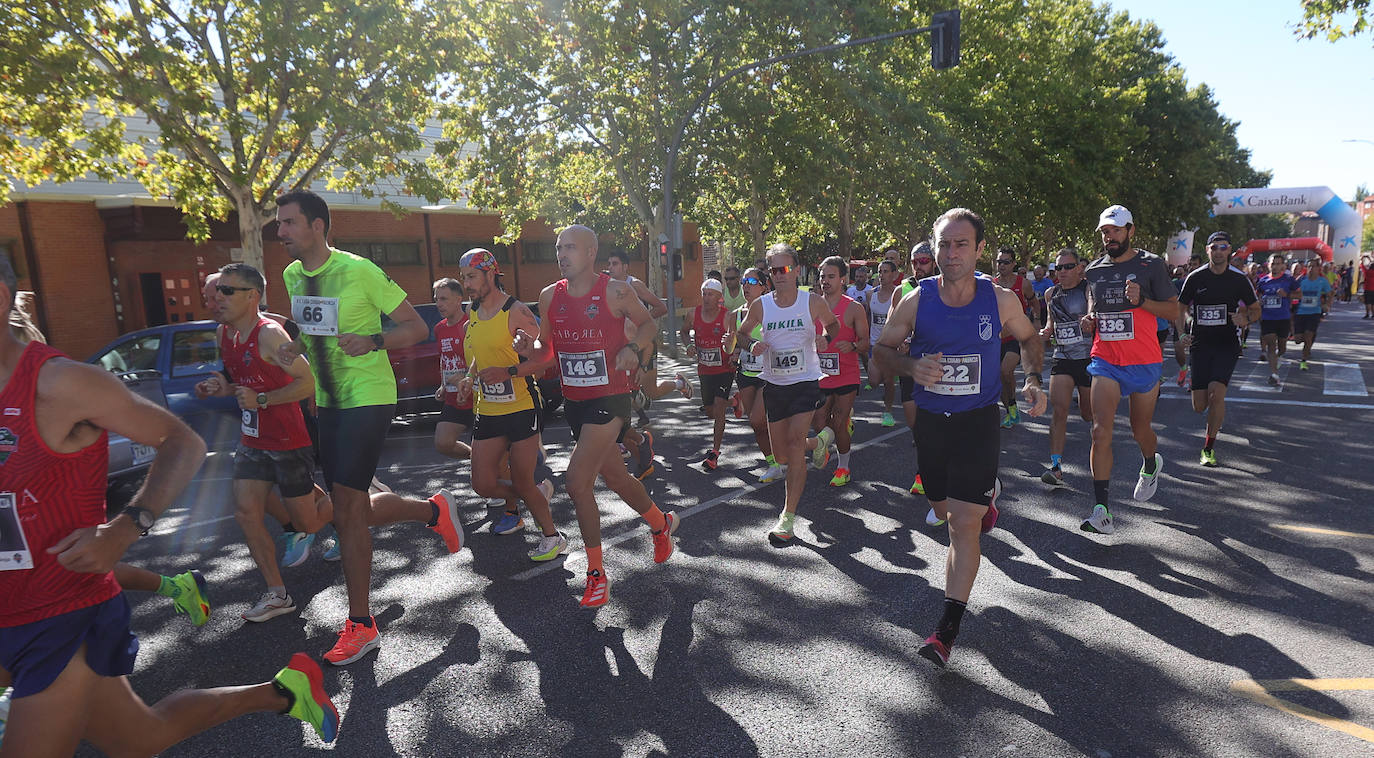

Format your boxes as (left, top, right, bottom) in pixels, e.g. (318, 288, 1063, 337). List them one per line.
(1296, 0, 1371, 41)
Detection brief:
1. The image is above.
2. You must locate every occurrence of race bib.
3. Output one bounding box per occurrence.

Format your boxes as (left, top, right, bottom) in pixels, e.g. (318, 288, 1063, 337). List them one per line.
(819, 352, 840, 376)
(1096, 312, 1134, 342)
(770, 347, 805, 376)
(559, 350, 609, 387)
(872, 312, 887, 326)
(241, 408, 259, 438)
(698, 347, 723, 367)
(739, 348, 765, 373)
(1054, 322, 1083, 345)
(1261, 295, 1283, 310)
(928, 354, 981, 396)
(1196, 304, 1227, 327)
(1301, 295, 1319, 308)
(479, 378, 515, 403)
(0, 492, 34, 571)
(291, 296, 340, 337)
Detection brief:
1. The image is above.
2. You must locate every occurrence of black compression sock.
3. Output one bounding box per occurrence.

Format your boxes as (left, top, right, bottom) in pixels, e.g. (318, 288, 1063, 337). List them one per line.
(427, 503, 439, 528)
(1142, 454, 1157, 475)
(349, 615, 374, 628)
(1093, 479, 1110, 506)
(936, 597, 967, 645)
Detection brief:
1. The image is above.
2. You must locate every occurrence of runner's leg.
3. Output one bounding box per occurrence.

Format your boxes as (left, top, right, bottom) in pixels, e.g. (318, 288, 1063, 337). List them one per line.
(434, 421, 472, 460)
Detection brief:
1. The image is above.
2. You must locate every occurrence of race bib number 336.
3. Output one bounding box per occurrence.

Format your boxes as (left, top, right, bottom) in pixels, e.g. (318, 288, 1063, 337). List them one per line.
(1096, 312, 1134, 342)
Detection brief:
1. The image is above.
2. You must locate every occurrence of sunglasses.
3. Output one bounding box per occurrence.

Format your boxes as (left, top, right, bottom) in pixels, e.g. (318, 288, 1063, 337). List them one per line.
(769, 265, 795, 276)
(1211, 243, 1231, 250)
(997, 259, 1014, 265)
(741, 276, 764, 286)
(912, 257, 934, 265)
(215, 285, 255, 296)
(1055, 263, 1078, 271)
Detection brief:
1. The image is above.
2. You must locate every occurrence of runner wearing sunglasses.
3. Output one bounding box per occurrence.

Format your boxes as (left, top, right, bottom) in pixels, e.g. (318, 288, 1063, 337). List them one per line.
(1039, 249, 1093, 486)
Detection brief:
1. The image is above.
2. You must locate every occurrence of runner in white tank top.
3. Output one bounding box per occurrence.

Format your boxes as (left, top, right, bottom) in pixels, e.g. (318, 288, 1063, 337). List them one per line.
(869, 260, 901, 427)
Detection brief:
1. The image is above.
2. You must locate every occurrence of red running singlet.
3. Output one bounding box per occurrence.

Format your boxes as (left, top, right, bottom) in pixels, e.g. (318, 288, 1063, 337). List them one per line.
(434, 315, 472, 411)
(0, 342, 120, 627)
(817, 295, 860, 389)
(692, 304, 733, 376)
(219, 318, 312, 451)
(549, 273, 635, 401)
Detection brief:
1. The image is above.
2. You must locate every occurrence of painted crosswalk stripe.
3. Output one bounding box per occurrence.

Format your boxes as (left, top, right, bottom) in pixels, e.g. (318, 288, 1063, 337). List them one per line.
(1237, 360, 1288, 393)
(1322, 362, 1367, 396)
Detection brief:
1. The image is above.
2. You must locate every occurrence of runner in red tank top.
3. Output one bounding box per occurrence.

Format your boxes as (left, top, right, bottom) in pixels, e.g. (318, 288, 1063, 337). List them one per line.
(680, 279, 735, 469)
(431, 277, 474, 461)
(518, 224, 679, 608)
(194, 263, 330, 623)
(812, 256, 869, 487)
(0, 256, 340, 754)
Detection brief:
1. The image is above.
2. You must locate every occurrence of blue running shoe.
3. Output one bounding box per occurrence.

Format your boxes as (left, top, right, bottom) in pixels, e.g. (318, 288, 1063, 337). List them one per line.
(279, 532, 315, 568)
(492, 512, 525, 535)
(322, 537, 341, 562)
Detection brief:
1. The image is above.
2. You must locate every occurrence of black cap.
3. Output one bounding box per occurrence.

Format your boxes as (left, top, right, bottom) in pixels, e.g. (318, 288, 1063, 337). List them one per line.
(1206, 231, 1231, 245)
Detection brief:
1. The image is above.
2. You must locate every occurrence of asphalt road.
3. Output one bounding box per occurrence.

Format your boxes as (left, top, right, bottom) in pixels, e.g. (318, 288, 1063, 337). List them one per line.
(89, 302, 1373, 758)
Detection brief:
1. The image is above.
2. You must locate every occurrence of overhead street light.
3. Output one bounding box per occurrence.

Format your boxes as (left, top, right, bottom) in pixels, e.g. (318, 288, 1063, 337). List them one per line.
(658, 10, 962, 355)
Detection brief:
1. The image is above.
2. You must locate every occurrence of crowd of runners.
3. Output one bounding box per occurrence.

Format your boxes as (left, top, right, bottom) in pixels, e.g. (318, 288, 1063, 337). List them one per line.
(0, 191, 1365, 755)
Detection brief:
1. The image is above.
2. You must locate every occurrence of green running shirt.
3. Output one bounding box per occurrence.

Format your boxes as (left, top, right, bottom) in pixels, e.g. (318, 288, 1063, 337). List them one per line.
(282, 248, 408, 409)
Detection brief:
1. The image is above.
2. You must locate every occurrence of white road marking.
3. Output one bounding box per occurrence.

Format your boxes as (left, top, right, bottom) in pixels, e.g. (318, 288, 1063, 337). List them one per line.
(1322, 362, 1367, 397)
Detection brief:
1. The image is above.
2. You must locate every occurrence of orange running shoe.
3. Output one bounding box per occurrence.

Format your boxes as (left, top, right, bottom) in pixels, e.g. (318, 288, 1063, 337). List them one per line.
(323, 617, 380, 666)
(429, 489, 465, 553)
(580, 570, 611, 608)
(651, 511, 679, 563)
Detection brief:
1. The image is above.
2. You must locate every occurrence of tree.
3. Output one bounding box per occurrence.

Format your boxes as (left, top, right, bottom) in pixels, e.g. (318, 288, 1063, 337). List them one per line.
(1297, 0, 1371, 41)
(0, 0, 463, 272)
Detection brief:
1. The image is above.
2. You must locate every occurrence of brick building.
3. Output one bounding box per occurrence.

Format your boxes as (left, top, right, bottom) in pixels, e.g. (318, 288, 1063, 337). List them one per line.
(1, 180, 703, 359)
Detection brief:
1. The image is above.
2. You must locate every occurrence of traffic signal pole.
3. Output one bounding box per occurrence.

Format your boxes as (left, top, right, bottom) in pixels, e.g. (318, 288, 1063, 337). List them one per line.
(658, 11, 959, 357)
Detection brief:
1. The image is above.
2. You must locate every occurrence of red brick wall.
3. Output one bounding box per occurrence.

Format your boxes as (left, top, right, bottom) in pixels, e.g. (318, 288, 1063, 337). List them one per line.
(9, 202, 119, 358)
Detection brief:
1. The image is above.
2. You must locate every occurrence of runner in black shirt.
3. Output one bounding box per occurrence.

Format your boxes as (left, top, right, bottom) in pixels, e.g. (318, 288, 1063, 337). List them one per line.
(1176, 231, 1259, 468)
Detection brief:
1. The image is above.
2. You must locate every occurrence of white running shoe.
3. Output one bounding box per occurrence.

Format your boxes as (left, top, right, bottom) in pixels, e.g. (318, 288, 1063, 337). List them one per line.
(242, 591, 296, 623)
(529, 532, 569, 562)
(925, 507, 945, 527)
(1080, 504, 1115, 534)
(758, 465, 785, 483)
(369, 476, 392, 495)
(538, 478, 554, 502)
(1133, 453, 1163, 501)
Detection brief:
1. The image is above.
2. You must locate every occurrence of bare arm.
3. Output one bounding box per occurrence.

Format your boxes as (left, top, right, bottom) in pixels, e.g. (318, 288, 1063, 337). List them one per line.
(997, 287, 1047, 417)
(610, 279, 655, 371)
(250, 323, 314, 406)
(508, 302, 552, 375)
(847, 301, 870, 355)
(633, 278, 668, 319)
(872, 285, 939, 387)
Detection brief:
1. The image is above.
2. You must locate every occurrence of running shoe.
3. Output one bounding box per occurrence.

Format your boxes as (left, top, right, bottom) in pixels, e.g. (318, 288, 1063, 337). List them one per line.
(635, 429, 656, 480)
(675, 372, 694, 399)
(243, 591, 296, 623)
(169, 570, 211, 627)
(274, 653, 340, 742)
(729, 390, 744, 419)
(829, 468, 852, 487)
(910, 473, 925, 495)
(631, 388, 648, 411)
(1000, 410, 1014, 429)
(429, 490, 466, 553)
(863, 383, 872, 392)
(1268, 372, 1280, 386)
(768, 511, 796, 545)
(1299, 360, 1310, 371)
(925, 507, 945, 527)
(980, 477, 1002, 534)
(529, 532, 568, 562)
(580, 570, 611, 608)
(702, 449, 719, 470)
(1133, 453, 1163, 501)
(538, 478, 555, 502)
(758, 464, 785, 483)
(917, 632, 951, 668)
(1199, 448, 1218, 468)
(881, 412, 896, 427)
(1008, 406, 1020, 425)
(619, 443, 632, 459)
(651, 511, 679, 563)
(492, 512, 525, 535)
(1079, 504, 1115, 534)
(322, 537, 340, 562)
(1176, 368, 1188, 388)
(279, 531, 314, 568)
(811, 427, 834, 470)
(324, 618, 380, 666)
(368, 476, 392, 495)
(1041, 466, 1064, 486)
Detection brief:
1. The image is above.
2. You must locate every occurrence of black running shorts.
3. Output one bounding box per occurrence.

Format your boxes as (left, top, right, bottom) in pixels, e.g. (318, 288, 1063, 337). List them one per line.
(316, 404, 394, 492)
(565, 394, 631, 443)
(914, 404, 1000, 506)
(474, 408, 542, 442)
(1189, 344, 1240, 390)
(699, 372, 734, 405)
(233, 445, 316, 498)
(762, 380, 823, 423)
(439, 404, 475, 428)
(1050, 357, 1092, 389)
(1259, 319, 1290, 340)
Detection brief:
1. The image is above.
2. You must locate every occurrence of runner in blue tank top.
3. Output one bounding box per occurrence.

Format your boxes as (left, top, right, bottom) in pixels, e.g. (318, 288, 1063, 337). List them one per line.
(874, 208, 1046, 669)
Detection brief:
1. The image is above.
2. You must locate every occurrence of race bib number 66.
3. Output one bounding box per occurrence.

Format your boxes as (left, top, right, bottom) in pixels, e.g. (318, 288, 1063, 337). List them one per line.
(291, 296, 340, 337)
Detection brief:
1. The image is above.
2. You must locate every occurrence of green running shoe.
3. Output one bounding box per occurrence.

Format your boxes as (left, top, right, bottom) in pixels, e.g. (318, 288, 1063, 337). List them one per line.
(169, 570, 211, 627)
(1199, 448, 1218, 467)
(768, 512, 796, 545)
(274, 653, 340, 742)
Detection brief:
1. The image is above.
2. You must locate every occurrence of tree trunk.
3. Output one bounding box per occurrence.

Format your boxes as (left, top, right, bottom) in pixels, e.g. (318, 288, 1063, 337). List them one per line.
(838, 184, 855, 261)
(233, 191, 267, 275)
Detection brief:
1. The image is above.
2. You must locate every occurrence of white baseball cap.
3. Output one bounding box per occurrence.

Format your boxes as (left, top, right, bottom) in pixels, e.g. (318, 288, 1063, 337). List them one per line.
(1097, 204, 1133, 229)
(701, 279, 724, 294)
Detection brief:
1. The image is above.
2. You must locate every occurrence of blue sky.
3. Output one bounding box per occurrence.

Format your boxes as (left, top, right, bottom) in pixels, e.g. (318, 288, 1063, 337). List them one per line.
(1114, 0, 1374, 201)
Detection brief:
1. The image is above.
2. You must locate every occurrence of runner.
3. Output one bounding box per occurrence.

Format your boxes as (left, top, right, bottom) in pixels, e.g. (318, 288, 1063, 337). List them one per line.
(873, 208, 1045, 668)
(735, 243, 840, 544)
(1079, 205, 1180, 534)
(0, 254, 339, 754)
(896, 242, 938, 495)
(523, 224, 678, 608)
(1039, 248, 1093, 486)
(1363, 256, 1374, 318)
(813, 256, 868, 487)
(456, 248, 565, 560)
(680, 279, 734, 470)
(606, 250, 686, 413)
(725, 267, 780, 481)
(275, 190, 465, 665)
(432, 277, 474, 461)
(1176, 233, 1259, 467)
(868, 260, 900, 427)
(1255, 254, 1299, 386)
(1294, 260, 1333, 370)
(722, 265, 748, 312)
(194, 263, 332, 622)
(846, 265, 873, 386)
(992, 246, 1035, 428)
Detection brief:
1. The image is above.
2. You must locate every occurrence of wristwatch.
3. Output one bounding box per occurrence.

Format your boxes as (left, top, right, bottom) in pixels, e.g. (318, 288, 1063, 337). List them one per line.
(506, 365, 519, 376)
(370, 333, 385, 351)
(120, 505, 156, 536)
(257, 392, 269, 408)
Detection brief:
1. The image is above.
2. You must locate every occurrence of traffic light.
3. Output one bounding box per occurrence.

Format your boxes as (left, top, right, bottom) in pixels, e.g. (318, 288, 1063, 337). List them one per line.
(931, 10, 960, 70)
(671, 253, 684, 282)
(659, 241, 669, 264)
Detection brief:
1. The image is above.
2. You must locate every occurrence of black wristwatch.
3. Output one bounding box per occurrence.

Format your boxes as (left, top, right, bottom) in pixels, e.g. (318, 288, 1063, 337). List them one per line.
(370, 333, 385, 351)
(506, 365, 519, 376)
(256, 392, 269, 408)
(120, 505, 156, 536)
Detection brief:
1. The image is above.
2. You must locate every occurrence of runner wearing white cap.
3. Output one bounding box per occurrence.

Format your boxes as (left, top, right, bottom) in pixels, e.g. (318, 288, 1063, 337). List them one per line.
(680, 278, 734, 469)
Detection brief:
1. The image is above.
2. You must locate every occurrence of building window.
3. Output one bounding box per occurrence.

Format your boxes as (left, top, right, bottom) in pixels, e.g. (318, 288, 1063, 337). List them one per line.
(523, 240, 556, 263)
(338, 240, 423, 265)
(439, 241, 510, 266)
